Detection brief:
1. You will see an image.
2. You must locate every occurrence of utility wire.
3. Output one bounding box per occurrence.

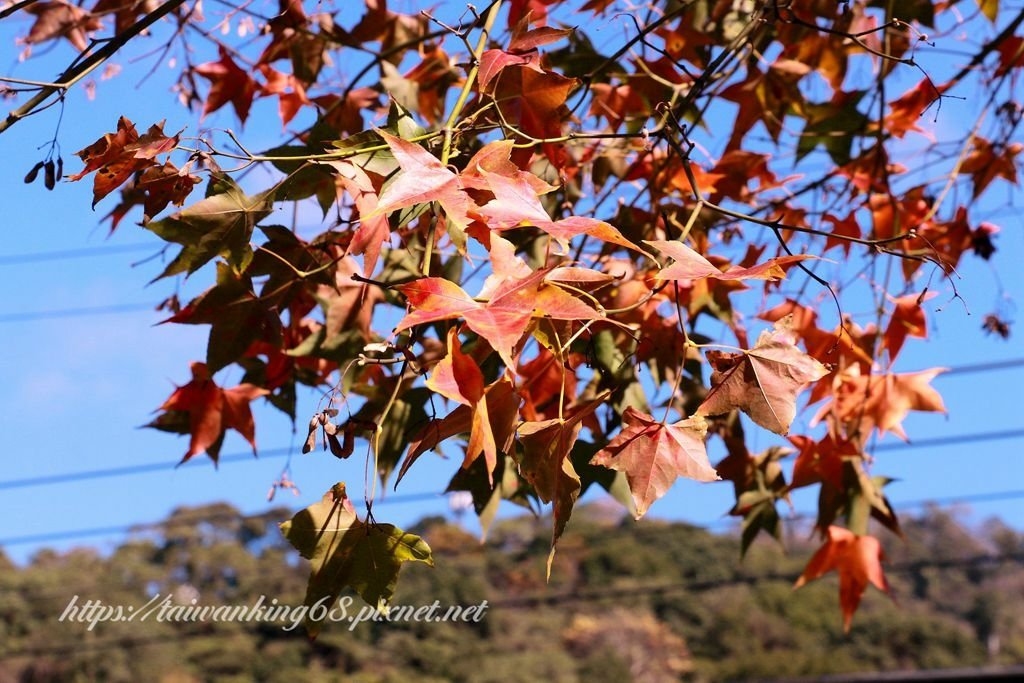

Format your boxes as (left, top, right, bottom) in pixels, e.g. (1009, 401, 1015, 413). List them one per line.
(0, 491, 446, 546)
(3, 425, 1022, 493)
(490, 551, 1024, 609)
(871, 428, 1024, 452)
(0, 243, 157, 266)
(0, 302, 155, 323)
(2, 550, 1021, 661)
(3, 487, 1023, 549)
(0, 447, 294, 490)
(943, 358, 1024, 375)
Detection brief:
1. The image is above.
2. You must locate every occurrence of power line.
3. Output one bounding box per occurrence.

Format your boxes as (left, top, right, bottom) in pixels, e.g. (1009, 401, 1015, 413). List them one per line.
(0, 296, 1020, 375)
(490, 551, 1024, 609)
(872, 428, 1024, 452)
(943, 358, 1024, 375)
(2, 550, 1021, 661)
(3, 425, 1022, 494)
(4, 485, 1022, 550)
(0, 243, 157, 266)
(0, 491, 446, 547)
(0, 302, 155, 323)
(0, 447, 294, 490)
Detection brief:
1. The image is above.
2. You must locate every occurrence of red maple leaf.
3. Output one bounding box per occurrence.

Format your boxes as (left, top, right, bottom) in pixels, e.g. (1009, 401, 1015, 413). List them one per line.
(333, 161, 391, 277)
(590, 408, 718, 518)
(369, 129, 474, 229)
(68, 117, 180, 207)
(960, 137, 1022, 198)
(399, 378, 519, 484)
(884, 79, 944, 139)
(154, 362, 269, 465)
(313, 88, 381, 136)
(518, 393, 607, 575)
(787, 433, 858, 490)
(23, 1, 102, 52)
(479, 170, 643, 253)
(258, 64, 311, 128)
(194, 47, 259, 123)
(517, 346, 579, 422)
(760, 299, 874, 370)
(881, 291, 935, 362)
(425, 328, 502, 478)
(812, 366, 947, 441)
(480, 59, 577, 166)
(646, 240, 814, 282)
(395, 270, 601, 369)
(822, 212, 861, 256)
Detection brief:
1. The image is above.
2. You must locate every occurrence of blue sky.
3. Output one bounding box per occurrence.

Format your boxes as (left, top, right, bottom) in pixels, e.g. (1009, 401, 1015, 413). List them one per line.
(0, 2, 1022, 565)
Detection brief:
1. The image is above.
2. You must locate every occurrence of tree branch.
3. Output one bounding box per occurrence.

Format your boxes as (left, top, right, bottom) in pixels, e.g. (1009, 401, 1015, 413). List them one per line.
(0, 0, 188, 135)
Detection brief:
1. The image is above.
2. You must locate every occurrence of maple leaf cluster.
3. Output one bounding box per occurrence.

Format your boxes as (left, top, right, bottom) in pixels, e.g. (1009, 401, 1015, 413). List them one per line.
(11, 0, 1022, 634)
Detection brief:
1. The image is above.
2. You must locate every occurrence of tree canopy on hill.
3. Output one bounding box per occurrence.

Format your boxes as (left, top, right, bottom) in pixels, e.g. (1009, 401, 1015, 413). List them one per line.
(1, 505, 1022, 682)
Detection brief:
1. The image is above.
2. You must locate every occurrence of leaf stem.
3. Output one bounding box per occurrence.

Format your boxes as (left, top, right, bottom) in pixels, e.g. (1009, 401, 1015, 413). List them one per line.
(439, 0, 503, 165)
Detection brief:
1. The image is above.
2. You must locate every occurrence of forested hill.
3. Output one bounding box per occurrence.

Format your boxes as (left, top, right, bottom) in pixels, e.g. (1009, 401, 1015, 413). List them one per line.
(1, 504, 1022, 682)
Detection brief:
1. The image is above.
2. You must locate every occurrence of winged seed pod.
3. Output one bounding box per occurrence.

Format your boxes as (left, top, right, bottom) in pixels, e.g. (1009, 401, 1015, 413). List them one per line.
(23, 161, 44, 184)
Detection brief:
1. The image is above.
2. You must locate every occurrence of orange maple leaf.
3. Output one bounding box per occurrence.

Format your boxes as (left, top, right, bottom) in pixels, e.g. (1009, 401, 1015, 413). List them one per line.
(425, 328, 500, 478)
(795, 526, 890, 632)
(812, 366, 947, 441)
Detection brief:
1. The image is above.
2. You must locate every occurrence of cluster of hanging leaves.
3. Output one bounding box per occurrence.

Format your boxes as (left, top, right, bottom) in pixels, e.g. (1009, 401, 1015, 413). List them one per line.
(9, 0, 1022, 633)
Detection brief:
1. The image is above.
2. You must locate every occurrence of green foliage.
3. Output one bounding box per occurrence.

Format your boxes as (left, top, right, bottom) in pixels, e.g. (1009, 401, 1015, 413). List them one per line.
(1, 506, 1022, 681)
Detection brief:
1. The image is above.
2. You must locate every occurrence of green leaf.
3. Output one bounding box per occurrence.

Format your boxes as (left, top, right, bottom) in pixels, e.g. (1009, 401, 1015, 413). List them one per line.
(280, 482, 433, 637)
(847, 464, 902, 537)
(165, 263, 282, 372)
(547, 32, 621, 79)
(447, 454, 534, 540)
(275, 163, 337, 216)
(353, 387, 432, 484)
(736, 497, 781, 558)
(327, 103, 421, 181)
(590, 330, 647, 419)
(146, 175, 274, 278)
(262, 145, 318, 174)
(570, 440, 635, 514)
(380, 62, 421, 116)
(386, 99, 427, 140)
(796, 92, 868, 167)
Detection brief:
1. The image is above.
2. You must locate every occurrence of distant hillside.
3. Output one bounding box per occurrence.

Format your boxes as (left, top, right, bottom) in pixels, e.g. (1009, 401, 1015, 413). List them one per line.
(1, 503, 1021, 682)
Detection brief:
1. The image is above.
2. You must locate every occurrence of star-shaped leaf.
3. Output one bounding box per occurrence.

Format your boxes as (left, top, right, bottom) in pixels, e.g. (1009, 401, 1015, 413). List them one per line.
(145, 175, 274, 278)
(794, 526, 890, 632)
(367, 129, 473, 229)
(398, 378, 520, 486)
(812, 366, 947, 441)
(395, 270, 601, 368)
(590, 407, 717, 519)
(148, 361, 268, 465)
(517, 393, 607, 576)
(24, 1, 101, 51)
(68, 117, 180, 207)
(425, 328, 503, 478)
(280, 483, 433, 637)
(194, 47, 259, 123)
(645, 239, 814, 281)
(480, 170, 643, 253)
(696, 320, 830, 435)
